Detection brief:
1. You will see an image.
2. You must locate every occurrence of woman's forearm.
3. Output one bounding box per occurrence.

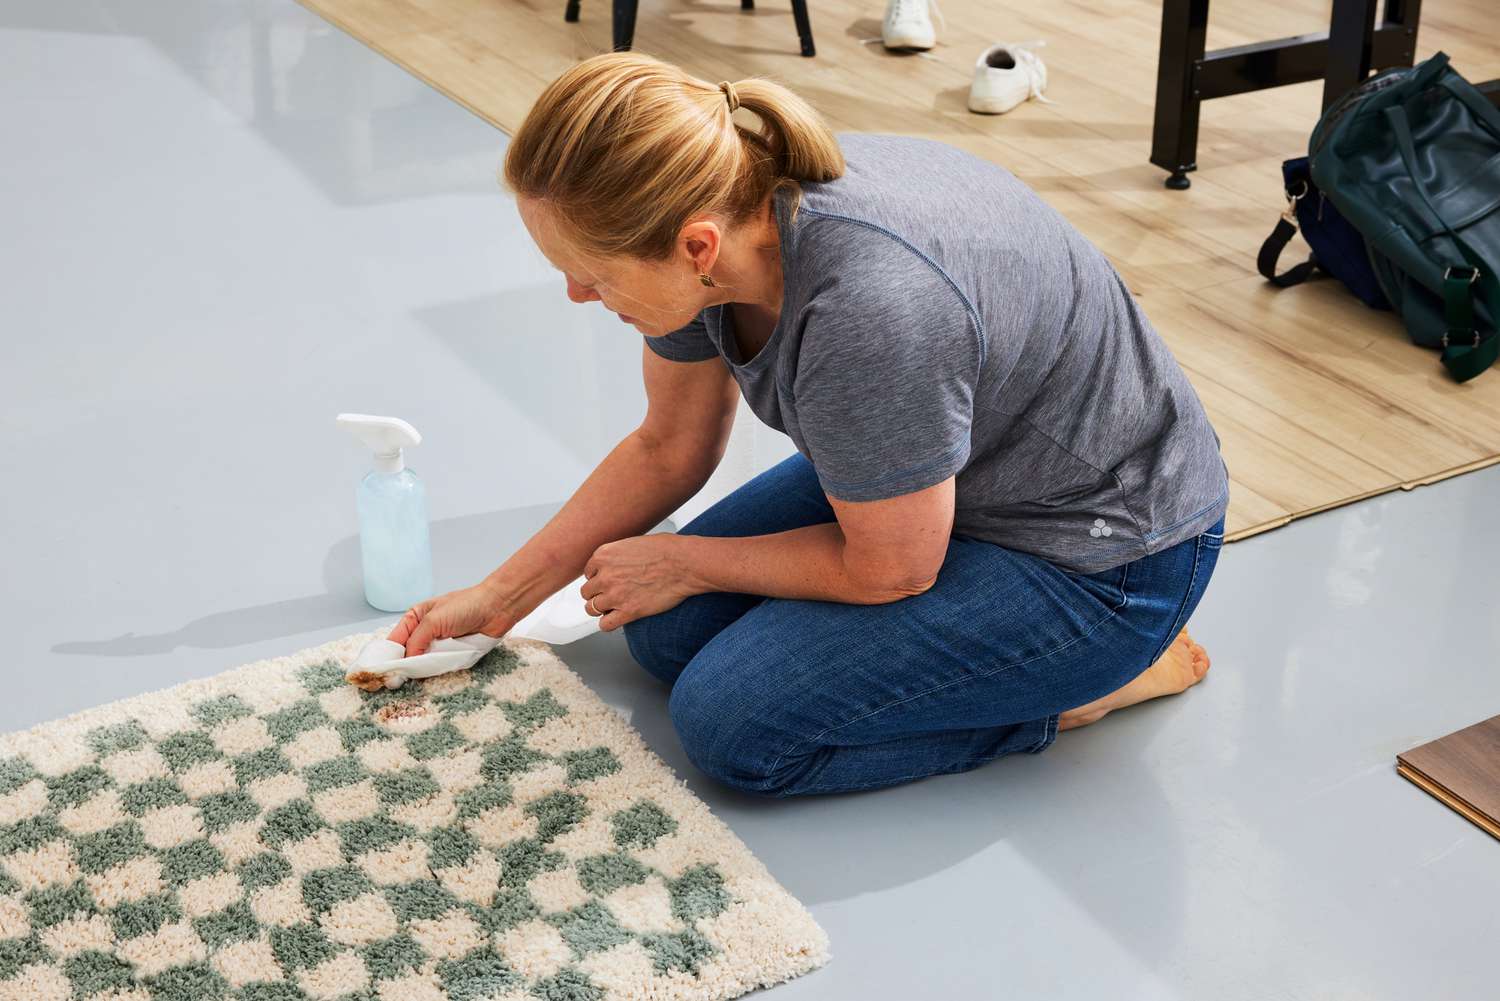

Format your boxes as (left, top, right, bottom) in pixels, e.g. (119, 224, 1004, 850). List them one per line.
(676, 523, 909, 605)
(482, 430, 710, 620)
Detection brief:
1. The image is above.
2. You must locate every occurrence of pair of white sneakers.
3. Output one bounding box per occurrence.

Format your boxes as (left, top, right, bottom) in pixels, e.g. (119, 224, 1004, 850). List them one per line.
(874, 0, 1051, 114)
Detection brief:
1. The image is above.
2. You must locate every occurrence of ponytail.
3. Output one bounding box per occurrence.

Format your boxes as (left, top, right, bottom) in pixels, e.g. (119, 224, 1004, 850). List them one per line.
(502, 51, 845, 262)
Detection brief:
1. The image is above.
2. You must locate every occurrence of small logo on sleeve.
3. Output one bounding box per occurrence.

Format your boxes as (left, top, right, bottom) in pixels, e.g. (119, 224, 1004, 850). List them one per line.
(1089, 519, 1113, 538)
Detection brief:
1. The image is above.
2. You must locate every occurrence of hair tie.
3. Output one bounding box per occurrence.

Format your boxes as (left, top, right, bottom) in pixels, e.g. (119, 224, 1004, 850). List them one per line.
(717, 80, 740, 113)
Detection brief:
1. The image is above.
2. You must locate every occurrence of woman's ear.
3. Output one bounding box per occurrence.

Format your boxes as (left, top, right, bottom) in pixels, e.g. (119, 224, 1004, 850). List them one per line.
(680, 218, 722, 276)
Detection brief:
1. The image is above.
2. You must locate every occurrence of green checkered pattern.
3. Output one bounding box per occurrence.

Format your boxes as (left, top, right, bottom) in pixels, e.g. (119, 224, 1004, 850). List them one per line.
(0, 648, 735, 1001)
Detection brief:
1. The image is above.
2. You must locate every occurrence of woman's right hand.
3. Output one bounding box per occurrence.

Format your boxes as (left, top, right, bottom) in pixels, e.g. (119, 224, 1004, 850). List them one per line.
(386, 580, 520, 657)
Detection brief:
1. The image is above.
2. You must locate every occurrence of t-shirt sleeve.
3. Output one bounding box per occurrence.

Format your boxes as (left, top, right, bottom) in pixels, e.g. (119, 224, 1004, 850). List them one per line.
(642, 310, 720, 362)
(791, 271, 981, 502)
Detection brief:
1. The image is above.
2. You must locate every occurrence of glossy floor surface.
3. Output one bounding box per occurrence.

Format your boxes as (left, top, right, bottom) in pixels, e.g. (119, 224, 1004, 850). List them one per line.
(4, 2, 1497, 997)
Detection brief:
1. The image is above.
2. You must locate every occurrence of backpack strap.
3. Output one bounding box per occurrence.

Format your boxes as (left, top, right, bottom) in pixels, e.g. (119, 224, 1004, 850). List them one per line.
(1257, 183, 1318, 287)
(1440, 266, 1500, 383)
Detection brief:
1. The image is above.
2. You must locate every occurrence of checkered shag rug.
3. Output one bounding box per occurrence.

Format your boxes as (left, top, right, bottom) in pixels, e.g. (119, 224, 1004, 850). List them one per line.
(0, 631, 830, 1001)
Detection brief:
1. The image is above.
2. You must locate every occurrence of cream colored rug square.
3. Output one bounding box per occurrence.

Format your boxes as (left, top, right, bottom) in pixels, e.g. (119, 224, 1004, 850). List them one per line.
(0, 632, 829, 1001)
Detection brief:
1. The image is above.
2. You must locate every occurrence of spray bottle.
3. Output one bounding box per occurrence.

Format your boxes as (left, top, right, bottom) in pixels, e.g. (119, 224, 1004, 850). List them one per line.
(336, 413, 434, 613)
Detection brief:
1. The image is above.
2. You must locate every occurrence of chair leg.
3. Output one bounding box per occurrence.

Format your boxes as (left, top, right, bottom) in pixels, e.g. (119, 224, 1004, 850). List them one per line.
(789, 0, 815, 56)
(565, 0, 580, 22)
(596, 0, 808, 57)
(612, 0, 637, 50)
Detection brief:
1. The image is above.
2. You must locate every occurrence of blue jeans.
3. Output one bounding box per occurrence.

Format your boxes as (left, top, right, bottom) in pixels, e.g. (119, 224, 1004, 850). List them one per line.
(623, 452, 1225, 798)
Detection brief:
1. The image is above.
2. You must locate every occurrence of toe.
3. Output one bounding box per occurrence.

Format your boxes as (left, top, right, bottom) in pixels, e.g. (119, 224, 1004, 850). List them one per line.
(1191, 646, 1210, 678)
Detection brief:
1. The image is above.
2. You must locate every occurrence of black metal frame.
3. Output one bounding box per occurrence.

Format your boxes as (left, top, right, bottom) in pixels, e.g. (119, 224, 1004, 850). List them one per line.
(1150, 0, 1500, 189)
(565, 0, 816, 57)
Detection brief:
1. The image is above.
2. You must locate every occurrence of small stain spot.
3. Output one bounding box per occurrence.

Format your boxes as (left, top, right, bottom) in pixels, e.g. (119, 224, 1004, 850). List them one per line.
(375, 702, 429, 724)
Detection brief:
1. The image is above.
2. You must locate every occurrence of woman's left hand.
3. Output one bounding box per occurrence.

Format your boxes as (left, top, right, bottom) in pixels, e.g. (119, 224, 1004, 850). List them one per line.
(581, 534, 699, 631)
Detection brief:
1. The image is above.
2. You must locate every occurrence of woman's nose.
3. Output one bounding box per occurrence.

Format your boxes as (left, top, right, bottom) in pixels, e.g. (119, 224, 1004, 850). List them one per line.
(565, 276, 600, 304)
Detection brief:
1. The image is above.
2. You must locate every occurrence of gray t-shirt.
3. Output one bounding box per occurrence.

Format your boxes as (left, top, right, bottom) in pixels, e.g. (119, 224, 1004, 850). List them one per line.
(644, 132, 1229, 574)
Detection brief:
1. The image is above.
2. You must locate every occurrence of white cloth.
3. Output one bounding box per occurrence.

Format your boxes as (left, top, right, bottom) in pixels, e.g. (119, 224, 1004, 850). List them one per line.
(345, 574, 600, 689)
(347, 633, 501, 690)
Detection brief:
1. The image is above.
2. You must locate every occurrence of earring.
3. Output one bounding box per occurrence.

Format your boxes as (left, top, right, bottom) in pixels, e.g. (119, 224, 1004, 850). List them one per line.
(697, 273, 716, 287)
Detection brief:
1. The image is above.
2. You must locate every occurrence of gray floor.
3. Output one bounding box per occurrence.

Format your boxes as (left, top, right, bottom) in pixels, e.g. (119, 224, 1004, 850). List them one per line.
(4, 2, 1497, 997)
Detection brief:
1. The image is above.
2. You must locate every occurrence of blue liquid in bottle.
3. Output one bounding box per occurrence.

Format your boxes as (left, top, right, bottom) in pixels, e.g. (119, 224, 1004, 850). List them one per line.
(355, 467, 434, 612)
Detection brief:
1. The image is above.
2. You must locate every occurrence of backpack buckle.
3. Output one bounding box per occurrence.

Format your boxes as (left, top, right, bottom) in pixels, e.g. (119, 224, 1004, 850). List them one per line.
(1281, 180, 1307, 226)
(1443, 266, 1480, 285)
(1442, 330, 1481, 348)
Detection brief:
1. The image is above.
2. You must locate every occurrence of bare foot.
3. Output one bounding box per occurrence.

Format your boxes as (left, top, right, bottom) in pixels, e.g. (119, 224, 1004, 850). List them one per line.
(1057, 629, 1210, 732)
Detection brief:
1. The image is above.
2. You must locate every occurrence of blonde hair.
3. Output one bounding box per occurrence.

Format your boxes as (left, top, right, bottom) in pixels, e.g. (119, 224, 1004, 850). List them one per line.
(502, 51, 845, 265)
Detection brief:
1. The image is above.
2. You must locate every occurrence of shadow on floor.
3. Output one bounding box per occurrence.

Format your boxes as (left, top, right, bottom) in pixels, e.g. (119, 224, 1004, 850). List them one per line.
(51, 503, 675, 656)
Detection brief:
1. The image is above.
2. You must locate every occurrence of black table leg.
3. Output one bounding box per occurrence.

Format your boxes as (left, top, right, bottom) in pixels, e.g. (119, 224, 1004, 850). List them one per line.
(1150, 0, 1210, 189)
(1323, 0, 1378, 109)
(790, 0, 815, 57)
(1384, 0, 1422, 61)
(612, 0, 638, 50)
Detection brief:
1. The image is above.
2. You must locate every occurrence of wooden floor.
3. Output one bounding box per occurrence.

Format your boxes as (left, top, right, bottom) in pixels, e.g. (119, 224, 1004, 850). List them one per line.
(294, 0, 1500, 541)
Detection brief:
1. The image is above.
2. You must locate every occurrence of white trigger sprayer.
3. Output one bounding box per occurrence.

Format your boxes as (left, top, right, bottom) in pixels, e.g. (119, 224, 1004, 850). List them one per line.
(336, 413, 434, 613)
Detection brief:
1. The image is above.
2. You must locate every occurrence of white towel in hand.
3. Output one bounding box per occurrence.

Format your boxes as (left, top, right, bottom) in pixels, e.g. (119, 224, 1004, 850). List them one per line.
(346, 633, 501, 690)
(346, 574, 599, 690)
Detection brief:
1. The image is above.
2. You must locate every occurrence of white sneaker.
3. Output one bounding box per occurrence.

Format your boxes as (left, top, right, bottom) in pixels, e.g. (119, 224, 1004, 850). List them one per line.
(882, 0, 944, 51)
(968, 41, 1051, 114)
